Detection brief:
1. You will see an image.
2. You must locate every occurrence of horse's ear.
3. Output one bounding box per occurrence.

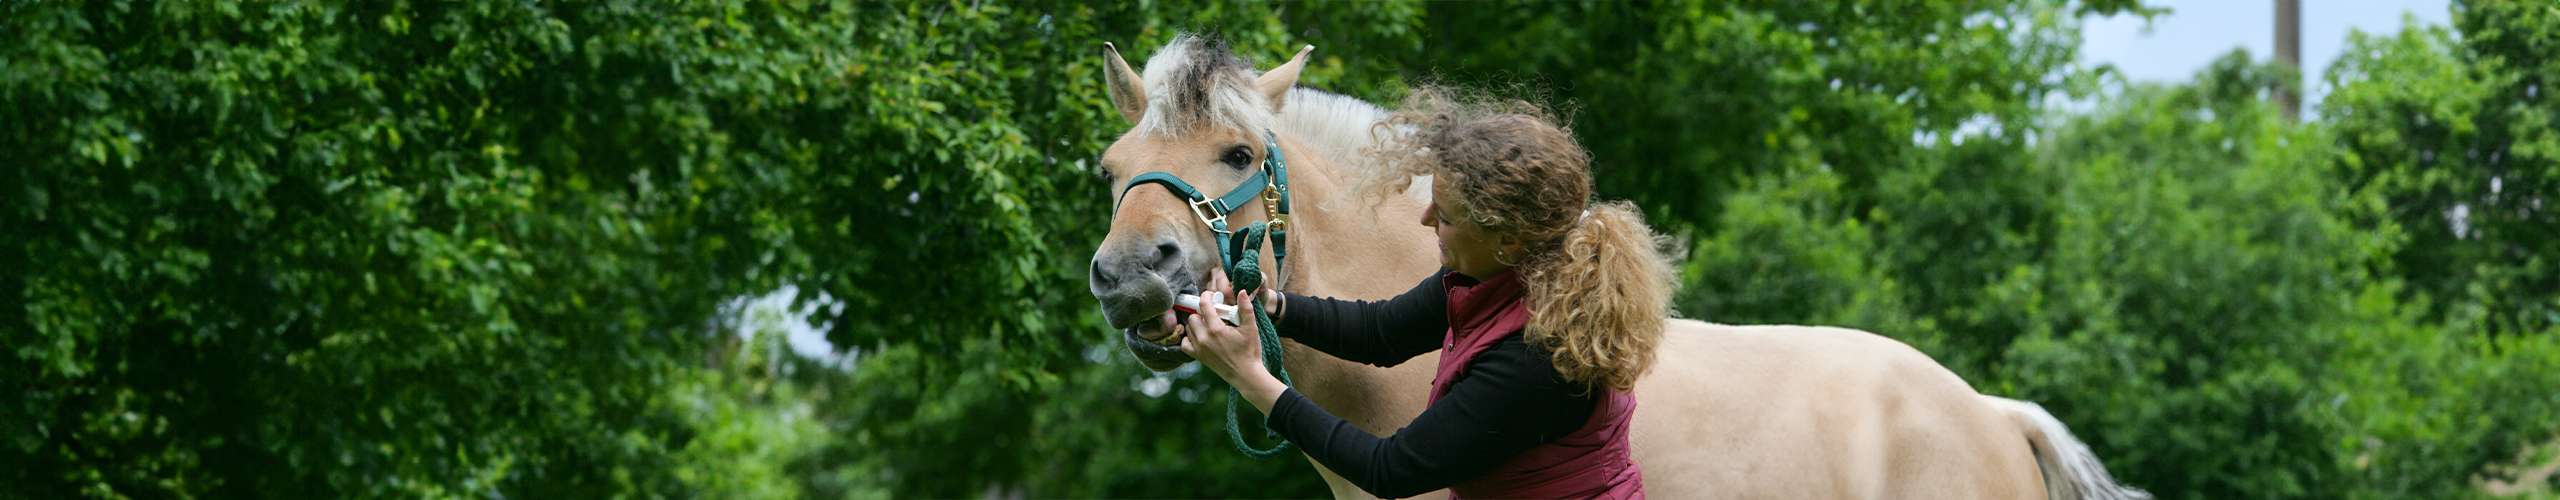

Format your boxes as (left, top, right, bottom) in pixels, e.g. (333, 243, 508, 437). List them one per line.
(1104, 42, 1147, 125)
(1255, 45, 1313, 114)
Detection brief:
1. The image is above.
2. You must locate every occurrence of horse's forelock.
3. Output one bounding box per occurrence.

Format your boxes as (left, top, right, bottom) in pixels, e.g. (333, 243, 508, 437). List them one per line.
(1138, 35, 1272, 139)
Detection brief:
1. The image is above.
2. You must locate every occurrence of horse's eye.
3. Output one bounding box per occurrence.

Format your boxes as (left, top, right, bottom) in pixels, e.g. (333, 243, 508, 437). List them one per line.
(1221, 147, 1253, 169)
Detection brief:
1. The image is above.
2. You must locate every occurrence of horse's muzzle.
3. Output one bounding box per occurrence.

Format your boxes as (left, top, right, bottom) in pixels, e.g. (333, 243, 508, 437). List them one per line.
(1092, 235, 1201, 371)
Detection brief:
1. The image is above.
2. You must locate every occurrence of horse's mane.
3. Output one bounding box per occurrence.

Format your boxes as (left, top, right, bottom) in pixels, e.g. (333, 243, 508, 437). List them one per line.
(1276, 87, 1391, 170)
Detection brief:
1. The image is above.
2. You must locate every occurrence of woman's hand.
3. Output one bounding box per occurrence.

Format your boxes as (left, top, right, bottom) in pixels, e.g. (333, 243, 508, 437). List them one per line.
(1178, 269, 1289, 415)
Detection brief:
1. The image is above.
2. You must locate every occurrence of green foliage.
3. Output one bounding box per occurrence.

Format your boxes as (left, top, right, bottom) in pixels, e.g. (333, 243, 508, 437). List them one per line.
(2314, 7, 2560, 497)
(1683, 38, 2560, 500)
(2320, 285, 2560, 499)
(3, 1, 818, 496)
(2324, 5, 2560, 337)
(1999, 56, 2364, 497)
(670, 363, 876, 500)
(1680, 164, 1930, 351)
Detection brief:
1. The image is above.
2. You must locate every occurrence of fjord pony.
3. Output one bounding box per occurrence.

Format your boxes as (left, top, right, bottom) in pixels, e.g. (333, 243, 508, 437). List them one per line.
(1085, 36, 2148, 500)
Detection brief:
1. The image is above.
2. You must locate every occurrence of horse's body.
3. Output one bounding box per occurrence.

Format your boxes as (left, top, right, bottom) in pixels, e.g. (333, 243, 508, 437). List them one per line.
(1633, 322, 2045, 499)
(1086, 36, 2145, 500)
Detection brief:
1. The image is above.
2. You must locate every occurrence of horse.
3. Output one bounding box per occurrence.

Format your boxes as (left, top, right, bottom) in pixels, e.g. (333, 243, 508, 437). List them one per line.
(1085, 35, 2148, 500)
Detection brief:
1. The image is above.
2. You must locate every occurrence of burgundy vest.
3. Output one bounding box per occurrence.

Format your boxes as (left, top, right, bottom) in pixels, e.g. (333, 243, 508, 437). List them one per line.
(1431, 269, 1645, 500)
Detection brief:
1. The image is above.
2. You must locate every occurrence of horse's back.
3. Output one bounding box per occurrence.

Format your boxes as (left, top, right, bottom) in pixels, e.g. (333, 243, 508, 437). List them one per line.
(1630, 320, 2042, 499)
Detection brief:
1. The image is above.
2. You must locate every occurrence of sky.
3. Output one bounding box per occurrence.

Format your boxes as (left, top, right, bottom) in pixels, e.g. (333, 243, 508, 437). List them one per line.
(2077, 0, 2455, 115)
(731, 285, 852, 367)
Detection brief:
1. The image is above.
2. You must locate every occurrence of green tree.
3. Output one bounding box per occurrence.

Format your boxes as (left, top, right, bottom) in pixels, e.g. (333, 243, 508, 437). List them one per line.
(1998, 55, 2366, 498)
(2323, 3, 2560, 337)
(1, 1, 779, 496)
(1684, 42, 2560, 499)
(2, 0, 967, 496)
(2316, 7, 2560, 496)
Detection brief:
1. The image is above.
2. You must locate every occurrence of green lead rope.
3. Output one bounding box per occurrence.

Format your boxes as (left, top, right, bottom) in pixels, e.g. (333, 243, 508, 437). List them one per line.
(1220, 222, 1294, 458)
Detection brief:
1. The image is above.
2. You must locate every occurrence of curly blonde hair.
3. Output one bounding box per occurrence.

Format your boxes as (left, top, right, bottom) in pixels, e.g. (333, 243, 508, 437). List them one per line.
(1350, 87, 1678, 391)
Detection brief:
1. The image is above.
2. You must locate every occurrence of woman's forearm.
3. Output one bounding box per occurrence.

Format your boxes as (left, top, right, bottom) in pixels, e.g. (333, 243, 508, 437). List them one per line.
(1235, 367, 1290, 415)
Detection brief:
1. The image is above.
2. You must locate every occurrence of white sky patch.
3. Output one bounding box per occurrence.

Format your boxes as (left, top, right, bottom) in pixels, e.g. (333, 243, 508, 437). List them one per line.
(1912, 114, 2005, 146)
(1952, 114, 2003, 145)
(2446, 204, 2473, 239)
(726, 284, 851, 370)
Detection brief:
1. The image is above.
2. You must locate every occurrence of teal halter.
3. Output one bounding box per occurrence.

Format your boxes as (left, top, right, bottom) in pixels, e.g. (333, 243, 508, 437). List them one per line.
(1114, 131, 1294, 276)
(1114, 130, 1296, 459)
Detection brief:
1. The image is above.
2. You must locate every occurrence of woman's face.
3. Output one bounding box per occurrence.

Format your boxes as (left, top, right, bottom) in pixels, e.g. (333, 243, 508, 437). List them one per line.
(1420, 181, 1519, 280)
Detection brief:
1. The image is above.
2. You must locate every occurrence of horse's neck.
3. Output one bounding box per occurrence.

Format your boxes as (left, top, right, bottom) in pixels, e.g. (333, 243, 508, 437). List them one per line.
(1270, 133, 1439, 295)
(1268, 133, 1439, 290)
(1267, 134, 1444, 435)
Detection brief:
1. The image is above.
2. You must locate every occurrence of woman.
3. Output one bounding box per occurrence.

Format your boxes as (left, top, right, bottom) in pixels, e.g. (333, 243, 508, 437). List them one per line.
(1178, 91, 1679, 500)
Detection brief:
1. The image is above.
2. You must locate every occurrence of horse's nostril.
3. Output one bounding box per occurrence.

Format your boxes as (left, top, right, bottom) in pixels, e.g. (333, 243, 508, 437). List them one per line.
(1090, 257, 1118, 293)
(1151, 240, 1182, 272)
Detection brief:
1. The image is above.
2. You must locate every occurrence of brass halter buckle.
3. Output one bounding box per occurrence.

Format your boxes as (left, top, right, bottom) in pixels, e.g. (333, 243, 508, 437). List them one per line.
(1260, 185, 1287, 232)
(1189, 197, 1233, 235)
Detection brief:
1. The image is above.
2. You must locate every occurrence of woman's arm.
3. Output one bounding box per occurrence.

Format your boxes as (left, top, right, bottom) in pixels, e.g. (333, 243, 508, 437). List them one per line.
(1272, 271, 1451, 367)
(1265, 340, 1594, 499)
(1182, 276, 1592, 498)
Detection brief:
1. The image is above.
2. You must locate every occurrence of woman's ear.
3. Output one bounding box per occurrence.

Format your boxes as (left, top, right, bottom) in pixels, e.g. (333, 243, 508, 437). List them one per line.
(1496, 232, 1528, 254)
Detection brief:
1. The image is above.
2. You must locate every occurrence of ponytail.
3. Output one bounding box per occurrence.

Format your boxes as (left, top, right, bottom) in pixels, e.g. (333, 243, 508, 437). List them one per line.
(1519, 200, 1677, 392)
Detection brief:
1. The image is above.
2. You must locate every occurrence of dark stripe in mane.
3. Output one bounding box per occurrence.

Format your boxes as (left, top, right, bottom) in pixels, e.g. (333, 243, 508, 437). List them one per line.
(1160, 35, 1254, 134)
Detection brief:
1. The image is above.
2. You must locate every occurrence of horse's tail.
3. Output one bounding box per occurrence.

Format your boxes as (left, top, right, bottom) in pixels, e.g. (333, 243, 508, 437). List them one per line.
(1981, 396, 2152, 500)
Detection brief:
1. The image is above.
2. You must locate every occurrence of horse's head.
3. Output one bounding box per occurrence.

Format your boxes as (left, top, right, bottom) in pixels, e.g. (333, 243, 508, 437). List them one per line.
(1089, 36, 1311, 371)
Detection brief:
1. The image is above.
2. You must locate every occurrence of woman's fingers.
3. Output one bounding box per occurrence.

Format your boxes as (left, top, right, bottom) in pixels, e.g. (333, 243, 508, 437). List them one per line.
(1202, 291, 1225, 333)
(1224, 290, 1253, 335)
(1186, 291, 1233, 374)
(1207, 290, 1254, 349)
(1184, 297, 1213, 341)
(1202, 291, 1234, 341)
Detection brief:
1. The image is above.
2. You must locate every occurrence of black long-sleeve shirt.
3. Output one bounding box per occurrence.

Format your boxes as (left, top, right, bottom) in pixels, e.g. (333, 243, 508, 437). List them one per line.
(1266, 273, 1597, 499)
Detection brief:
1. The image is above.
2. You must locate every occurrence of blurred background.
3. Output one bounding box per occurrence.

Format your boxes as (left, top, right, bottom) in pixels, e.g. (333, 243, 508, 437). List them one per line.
(5, 1, 2556, 498)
